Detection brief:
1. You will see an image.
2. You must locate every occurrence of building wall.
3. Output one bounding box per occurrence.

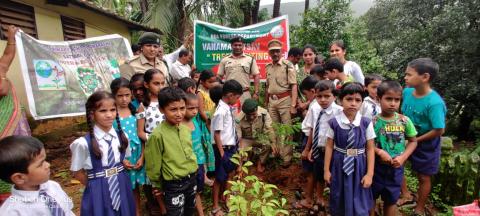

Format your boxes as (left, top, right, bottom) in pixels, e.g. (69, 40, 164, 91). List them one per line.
(0, 0, 131, 118)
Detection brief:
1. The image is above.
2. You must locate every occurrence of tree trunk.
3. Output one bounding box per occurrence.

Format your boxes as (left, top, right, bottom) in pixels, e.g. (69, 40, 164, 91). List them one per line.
(272, 0, 281, 18)
(139, 0, 148, 14)
(241, 0, 252, 26)
(304, 0, 310, 12)
(176, 0, 186, 46)
(252, 0, 260, 24)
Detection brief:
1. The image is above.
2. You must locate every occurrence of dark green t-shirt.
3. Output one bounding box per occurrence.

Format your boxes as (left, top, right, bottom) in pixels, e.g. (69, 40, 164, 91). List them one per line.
(374, 113, 417, 157)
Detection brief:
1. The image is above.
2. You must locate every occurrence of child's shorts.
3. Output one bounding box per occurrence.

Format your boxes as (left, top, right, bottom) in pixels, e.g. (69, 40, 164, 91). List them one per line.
(196, 164, 205, 192)
(214, 146, 238, 183)
(300, 135, 314, 172)
(410, 137, 441, 175)
(313, 151, 325, 182)
(372, 162, 404, 205)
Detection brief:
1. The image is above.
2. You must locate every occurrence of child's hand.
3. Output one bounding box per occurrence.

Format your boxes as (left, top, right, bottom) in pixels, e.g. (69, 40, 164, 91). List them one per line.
(134, 159, 144, 170)
(152, 188, 163, 198)
(361, 174, 373, 188)
(378, 150, 392, 164)
(301, 148, 309, 160)
(123, 160, 134, 170)
(392, 155, 406, 168)
(324, 171, 331, 184)
(307, 149, 314, 162)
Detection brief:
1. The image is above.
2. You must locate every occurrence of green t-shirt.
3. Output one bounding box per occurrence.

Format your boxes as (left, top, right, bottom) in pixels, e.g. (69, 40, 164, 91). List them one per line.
(374, 113, 417, 157)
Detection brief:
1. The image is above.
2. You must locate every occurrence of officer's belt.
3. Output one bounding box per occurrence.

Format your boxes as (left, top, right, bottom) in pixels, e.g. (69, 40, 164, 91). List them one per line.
(269, 91, 291, 100)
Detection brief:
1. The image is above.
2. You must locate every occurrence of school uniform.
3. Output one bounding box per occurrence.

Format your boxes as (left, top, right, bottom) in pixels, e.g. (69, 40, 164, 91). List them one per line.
(401, 88, 446, 175)
(70, 125, 135, 216)
(326, 112, 376, 216)
(360, 96, 381, 120)
(144, 121, 198, 215)
(211, 100, 239, 182)
(0, 180, 74, 216)
(302, 101, 342, 180)
(372, 113, 417, 205)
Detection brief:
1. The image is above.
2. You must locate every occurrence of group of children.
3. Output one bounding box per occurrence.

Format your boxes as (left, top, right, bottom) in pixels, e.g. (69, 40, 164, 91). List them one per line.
(295, 57, 446, 216)
(0, 56, 446, 216)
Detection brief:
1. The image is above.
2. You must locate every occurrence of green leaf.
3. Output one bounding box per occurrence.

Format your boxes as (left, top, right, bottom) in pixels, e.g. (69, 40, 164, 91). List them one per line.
(244, 161, 253, 167)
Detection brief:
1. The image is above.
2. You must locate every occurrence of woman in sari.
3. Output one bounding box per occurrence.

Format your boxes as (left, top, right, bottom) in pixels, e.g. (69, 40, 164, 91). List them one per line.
(0, 25, 31, 139)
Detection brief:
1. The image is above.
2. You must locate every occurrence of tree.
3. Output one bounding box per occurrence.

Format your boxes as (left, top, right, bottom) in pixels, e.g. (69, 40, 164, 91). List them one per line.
(363, 0, 480, 140)
(291, 0, 352, 57)
(272, 0, 281, 18)
(304, 0, 310, 12)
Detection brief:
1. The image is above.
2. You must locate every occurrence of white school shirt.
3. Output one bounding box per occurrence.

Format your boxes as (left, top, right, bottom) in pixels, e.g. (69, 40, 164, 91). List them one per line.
(344, 61, 365, 84)
(0, 180, 75, 216)
(302, 101, 343, 147)
(211, 100, 236, 146)
(326, 112, 376, 141)
(360, 96, 381, 120)
(70, 125, 131, 171)
(170, 60, 192, 81)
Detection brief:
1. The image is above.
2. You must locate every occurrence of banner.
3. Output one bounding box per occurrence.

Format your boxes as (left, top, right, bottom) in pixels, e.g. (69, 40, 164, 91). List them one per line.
(194, 16, 289, 80)
(16, 32, 132, 120)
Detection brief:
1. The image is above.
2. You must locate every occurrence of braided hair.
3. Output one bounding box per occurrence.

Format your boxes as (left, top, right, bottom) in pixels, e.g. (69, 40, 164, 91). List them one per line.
(196, 69, 215, 93)
(142, 68, 164, 107)
(85, 91, 128, 159)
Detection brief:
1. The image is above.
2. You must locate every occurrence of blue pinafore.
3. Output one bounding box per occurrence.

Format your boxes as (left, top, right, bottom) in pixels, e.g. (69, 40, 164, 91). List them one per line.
(328, 117, 373, 216)
(80, 133, 136, 216)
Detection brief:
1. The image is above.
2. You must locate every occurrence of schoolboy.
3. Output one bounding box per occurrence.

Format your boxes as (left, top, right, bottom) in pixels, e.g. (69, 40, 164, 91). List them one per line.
(360, 74, 383, 119)
(298, 75, 319, 117)
(370, 81, 418, 216)
(400, 58, 446, 215)
(0, 136, 74, 215)
(211, 80, 243, 216)
(324, 57, 354, 89)
(303, 80, 342, 210)
(178, 77, 197, 94)
(144, 87, 198, 215)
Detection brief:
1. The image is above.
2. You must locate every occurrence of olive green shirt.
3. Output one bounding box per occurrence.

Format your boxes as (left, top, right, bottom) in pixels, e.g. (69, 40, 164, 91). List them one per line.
(145, 121, 198, 189)
(236, 107, 276, 146)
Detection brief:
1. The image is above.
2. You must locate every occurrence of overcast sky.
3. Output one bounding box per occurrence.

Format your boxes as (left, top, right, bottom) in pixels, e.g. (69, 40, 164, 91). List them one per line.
(260, 0, 304, 6)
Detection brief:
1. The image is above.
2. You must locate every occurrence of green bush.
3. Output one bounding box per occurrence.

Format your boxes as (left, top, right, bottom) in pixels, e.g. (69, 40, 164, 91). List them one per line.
(433, 138, 480, 207)
(225, 147, 289, 215)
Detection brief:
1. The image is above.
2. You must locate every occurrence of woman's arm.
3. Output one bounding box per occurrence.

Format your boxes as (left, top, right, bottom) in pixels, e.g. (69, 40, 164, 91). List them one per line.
(0, 26, 18, 97)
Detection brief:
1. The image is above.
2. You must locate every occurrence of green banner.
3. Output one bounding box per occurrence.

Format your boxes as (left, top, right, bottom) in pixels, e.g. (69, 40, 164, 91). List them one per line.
(194, 16, 290, 80)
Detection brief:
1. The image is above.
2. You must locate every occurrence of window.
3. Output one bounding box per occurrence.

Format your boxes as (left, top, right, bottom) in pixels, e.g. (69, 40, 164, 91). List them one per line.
(0, 0, 37, 40)
(61, 16, 85, 41)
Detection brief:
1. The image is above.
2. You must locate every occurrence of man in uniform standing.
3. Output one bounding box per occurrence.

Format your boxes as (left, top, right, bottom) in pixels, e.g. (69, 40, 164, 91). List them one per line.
(217, 36, 260, 104)
(265, 39, 298, 167)
(120, 32, 169, 81)
(237, 99, 276, 173)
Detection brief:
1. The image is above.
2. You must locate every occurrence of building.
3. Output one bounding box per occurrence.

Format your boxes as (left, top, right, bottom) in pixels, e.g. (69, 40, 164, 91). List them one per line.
(0, 0, 159, 116)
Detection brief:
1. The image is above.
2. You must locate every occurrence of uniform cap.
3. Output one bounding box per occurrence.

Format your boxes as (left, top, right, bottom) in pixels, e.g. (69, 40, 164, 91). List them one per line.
(268, 39, 283, 50)
(138, 32, 161, 45)
(230, 36, 244, 44)
(242, 99, 258, 114)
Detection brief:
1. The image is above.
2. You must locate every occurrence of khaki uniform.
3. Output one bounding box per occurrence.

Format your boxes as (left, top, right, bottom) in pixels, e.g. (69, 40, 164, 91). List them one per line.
(218, 54, 259, 103)
(236, 107, 276, 164)
(265, 58, 296, 163)
(120, 53, 169, 80)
